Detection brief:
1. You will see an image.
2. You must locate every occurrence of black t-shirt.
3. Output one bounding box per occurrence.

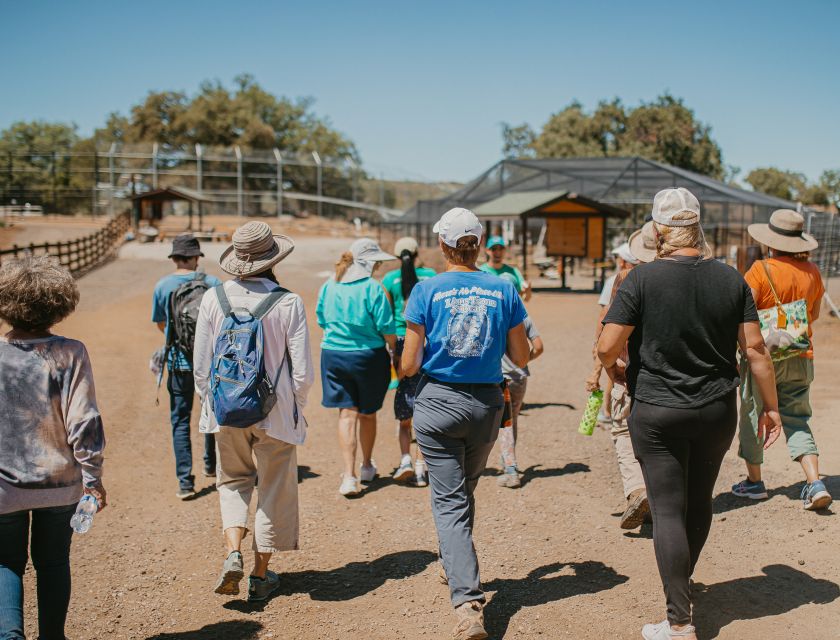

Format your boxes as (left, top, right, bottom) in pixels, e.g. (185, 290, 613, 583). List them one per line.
(603, 256, 759, 408)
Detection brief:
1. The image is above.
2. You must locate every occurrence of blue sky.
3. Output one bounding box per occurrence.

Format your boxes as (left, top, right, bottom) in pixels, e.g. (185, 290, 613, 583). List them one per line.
(1, 1, 838, 184)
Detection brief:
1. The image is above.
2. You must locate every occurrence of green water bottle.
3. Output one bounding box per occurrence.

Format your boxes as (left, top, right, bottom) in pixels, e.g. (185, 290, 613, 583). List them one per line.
(578, 389, 604, 436)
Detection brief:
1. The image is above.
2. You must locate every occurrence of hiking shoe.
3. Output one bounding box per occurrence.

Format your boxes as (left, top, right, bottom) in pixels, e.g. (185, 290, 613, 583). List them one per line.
(414, 461, 429, 487)
(360, 461, 378, 483)
(731, 478, 768, 500)
(642, 620, 696, 639)
(213, 551, 244, 596)
(176, 487, 196, 500)
(339, 474, 361, 497)
(453, 600, 488, 640)
(801, 480, 832, 511)
(497, 469, 521, 489)
(621, 489, 650, 529)
(248, 570, 281, 602)
(204, 466, 216, 478)
(393, 458, 414, 482)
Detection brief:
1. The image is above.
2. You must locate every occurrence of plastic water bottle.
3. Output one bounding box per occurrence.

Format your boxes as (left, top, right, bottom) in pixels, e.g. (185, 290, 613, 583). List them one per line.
(70, 495, 98, 534)
(578, 389, 604, 436)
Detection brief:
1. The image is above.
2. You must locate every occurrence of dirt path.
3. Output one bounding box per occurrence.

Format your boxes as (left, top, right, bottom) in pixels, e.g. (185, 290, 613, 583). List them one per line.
(21, 241, 840, 639)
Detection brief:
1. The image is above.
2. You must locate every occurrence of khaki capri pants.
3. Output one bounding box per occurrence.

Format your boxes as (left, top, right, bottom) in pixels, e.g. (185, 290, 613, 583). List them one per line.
(216, 425, 299, 553)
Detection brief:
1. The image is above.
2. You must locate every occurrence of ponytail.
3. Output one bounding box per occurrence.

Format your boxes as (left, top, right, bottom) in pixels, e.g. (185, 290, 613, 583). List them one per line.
(334, 251, 354, 281)
(399, 249, 419, 299)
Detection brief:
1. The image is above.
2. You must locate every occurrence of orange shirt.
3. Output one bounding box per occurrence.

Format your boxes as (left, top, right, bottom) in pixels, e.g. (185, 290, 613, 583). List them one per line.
(744, 256, 825, 357)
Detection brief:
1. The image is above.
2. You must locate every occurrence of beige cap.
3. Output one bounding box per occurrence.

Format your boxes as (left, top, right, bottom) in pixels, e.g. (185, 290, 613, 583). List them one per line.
(651, 188, 701, 227)
(219, 221, 294, 276)
(748, 209, 818, 253)
(628, 221, 657, 263)
(394, 236, 419, 256)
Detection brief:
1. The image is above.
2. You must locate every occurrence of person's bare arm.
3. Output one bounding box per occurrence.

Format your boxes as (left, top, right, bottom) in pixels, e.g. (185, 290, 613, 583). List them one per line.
(506, 322, 530, 369)
(738, 321, 782, 449)
(400, 322, 425, 378)
(384, 333, 397, 352)
(529, 335, 544, 362)
(597, 323, 634, 385)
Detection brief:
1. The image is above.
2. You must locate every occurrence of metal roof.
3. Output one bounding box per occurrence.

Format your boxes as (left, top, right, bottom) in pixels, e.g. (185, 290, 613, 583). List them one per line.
(473, 189, 629, 218)
(131, 185, 210, 202)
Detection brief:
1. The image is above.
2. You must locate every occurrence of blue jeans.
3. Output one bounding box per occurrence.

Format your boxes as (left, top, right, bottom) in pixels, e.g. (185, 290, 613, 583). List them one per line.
(0, 503, 75, 640)
(167, 369, 216, 490)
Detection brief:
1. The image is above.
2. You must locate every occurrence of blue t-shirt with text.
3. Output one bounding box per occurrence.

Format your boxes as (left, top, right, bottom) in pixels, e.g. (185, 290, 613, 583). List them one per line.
(404, 271, 526, 384)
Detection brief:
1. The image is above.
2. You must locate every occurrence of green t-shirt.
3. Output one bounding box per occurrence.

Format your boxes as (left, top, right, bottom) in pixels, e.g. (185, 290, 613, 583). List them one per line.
(316, 277, 396, 350)
(479, 263, 525, 292)
(382, 266, 437, 336)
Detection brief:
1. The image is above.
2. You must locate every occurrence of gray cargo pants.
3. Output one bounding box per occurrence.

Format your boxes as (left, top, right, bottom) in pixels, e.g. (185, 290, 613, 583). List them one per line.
(413, 376, 503, 607)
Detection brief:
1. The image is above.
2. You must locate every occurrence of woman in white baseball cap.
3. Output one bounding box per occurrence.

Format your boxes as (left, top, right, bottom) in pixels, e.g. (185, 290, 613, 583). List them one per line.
(317, 238, 398, 498)
(598, 188, 782, 640)
(399, 207, 530, 639)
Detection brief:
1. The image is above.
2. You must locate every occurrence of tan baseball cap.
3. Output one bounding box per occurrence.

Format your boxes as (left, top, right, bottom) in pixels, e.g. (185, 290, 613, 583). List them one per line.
(651, 188, 701, 227)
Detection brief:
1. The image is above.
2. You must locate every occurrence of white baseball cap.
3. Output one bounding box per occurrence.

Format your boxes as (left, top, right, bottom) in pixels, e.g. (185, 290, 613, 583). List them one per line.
(433, 207, 483, 248)
(614, 242, 639, 265)
(651, 187, 701, 227)
(339, 238, 397, 283)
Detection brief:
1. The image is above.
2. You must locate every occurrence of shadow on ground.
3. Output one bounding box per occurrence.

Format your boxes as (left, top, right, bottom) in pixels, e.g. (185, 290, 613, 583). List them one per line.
(521, 401, 576, 411)
(713, 475, 838, 515)
(223, 550, 437, 612)
(297, 465, 320, 483)
(693, 564, 840, 638)
(483, 561, 629, 638)
(483, 462, 590, 487)
(146, 620, 262, 639)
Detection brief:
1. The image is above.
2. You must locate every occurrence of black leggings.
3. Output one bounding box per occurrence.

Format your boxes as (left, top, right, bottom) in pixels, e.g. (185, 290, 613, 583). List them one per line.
(629, 391, 737, 625)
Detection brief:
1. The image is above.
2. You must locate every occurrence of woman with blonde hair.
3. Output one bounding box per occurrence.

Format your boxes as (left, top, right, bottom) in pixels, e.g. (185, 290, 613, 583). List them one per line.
(732, 209, 831, 510)
(598, 188, 782, 640)
(0, 255, 107, 639)
(317, 238, 397, 497)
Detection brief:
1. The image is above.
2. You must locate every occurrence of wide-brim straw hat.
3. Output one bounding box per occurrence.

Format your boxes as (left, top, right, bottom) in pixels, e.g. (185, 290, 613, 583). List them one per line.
(219, 221, 295, 276)
(748, 209, 818, 253)
(628, 221, 657, 263)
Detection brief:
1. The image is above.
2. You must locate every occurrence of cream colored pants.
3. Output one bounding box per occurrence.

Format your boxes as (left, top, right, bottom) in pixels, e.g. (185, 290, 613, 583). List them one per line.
(216, 425, 299, 553)
(610, 383, 646, 499)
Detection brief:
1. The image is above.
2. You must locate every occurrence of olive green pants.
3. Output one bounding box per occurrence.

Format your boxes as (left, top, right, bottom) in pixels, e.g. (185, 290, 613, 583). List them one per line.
(738, 356, 819, 465)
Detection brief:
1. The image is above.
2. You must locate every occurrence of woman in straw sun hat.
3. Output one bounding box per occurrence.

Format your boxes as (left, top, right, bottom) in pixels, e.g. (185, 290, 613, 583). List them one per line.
(598, 188, 782, 640)
(400, 207, 530, 640)
(193, 221, 314, 603)
(732, 209, 831, 510)
(316, 238, 398, 498)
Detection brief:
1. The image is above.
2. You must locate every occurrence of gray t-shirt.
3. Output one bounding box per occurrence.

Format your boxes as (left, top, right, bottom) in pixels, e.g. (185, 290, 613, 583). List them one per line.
(502, 316, 539, 381)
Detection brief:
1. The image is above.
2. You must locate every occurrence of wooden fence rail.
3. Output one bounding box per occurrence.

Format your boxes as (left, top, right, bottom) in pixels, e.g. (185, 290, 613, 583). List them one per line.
(0, 211, 131, 276)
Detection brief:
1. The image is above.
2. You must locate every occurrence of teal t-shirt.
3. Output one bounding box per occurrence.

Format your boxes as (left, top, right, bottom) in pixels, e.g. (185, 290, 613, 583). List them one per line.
(382, 266, 436, 336)
(479, 262, 525, 292)
(317, 277, 396, 351)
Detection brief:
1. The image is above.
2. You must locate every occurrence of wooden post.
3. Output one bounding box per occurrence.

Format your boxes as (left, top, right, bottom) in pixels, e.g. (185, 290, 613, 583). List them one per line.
(520, 213, 528, 279)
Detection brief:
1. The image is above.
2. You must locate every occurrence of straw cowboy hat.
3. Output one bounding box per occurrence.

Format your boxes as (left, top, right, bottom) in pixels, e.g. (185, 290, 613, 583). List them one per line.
(219, 221, 295, 276)
(628, 221, 657, 263)
(748, 209, 818, 253)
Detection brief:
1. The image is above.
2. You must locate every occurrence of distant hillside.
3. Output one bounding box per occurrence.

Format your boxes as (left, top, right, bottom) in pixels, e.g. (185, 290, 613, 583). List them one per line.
(361, 179, 463, 212)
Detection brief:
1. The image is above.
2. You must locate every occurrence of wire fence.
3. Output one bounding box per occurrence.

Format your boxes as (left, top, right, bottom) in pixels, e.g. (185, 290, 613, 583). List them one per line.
(0, 211, 131, 276)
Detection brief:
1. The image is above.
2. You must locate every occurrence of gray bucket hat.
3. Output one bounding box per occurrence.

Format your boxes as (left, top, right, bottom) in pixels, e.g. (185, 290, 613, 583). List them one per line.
(219, 221, 295, 276)
(340, 238, 397, 283)
(748, 209, 818, 253)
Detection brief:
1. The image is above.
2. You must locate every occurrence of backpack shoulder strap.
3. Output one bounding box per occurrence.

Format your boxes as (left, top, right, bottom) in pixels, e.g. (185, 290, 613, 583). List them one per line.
(214, 284, 233, 317)
(761, 260, 784, 308)
(252, 287, 290, 320)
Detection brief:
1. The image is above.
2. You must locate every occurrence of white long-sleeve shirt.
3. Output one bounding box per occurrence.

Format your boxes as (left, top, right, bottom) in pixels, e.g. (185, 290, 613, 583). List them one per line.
(193, 277, 314, 445)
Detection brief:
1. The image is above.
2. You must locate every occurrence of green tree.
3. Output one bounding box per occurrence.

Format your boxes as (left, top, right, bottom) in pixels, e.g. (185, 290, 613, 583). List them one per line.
(508, 94, 725, 178)
(501, 123, 536, 158)
(817, 169, 840, 208)
(744, 167, 807, 201)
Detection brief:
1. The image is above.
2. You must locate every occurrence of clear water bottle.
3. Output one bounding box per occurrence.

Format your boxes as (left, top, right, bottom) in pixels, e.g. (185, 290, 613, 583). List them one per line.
(70, 495, 98, 534)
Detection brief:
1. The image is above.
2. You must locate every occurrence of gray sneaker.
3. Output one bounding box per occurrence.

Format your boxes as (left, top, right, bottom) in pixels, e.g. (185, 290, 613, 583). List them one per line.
(248, 570, 281, 602)
(214, 551, 244, 596)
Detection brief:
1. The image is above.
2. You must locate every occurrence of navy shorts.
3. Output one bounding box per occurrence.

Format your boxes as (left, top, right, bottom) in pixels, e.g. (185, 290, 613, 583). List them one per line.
(321, 347, 391, 415)
(394, 337, 421, 421)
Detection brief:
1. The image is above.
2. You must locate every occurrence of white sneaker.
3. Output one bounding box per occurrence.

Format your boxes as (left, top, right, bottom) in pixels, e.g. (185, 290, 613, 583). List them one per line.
(360, 461, 378, 483)
(642, 620, 696, 639)
(339, 474, 361, 497)
(393, 456, 414, 482)
(414, 461, 429, 487)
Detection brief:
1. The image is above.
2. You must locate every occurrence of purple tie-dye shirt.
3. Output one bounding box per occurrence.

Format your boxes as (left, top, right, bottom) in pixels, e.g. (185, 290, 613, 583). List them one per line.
(0, 335, 106, 514)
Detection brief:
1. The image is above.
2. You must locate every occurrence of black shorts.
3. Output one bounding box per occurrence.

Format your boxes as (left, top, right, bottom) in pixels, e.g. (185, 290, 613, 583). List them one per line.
(320, 347, 390, 415)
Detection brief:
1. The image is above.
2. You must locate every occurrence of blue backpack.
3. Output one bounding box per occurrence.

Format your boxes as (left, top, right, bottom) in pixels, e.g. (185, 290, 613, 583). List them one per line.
(210, 285, 290, 428)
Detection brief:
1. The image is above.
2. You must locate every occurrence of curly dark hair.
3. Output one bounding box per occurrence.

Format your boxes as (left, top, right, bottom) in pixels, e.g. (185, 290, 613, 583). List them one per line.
(0, 255, 79, 332)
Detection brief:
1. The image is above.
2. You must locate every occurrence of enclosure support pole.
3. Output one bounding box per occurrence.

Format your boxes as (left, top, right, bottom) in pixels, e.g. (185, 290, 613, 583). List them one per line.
(521, 212, 528, 279)
(92, 150, 98, 216)
(108, 143, 116, 217)
(152, 142, 159, 190)
(274, 148, 283, 217)
(235, 146, 243, 217)
(312, 151, 322, 217)
(195, 144, 203, 231)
